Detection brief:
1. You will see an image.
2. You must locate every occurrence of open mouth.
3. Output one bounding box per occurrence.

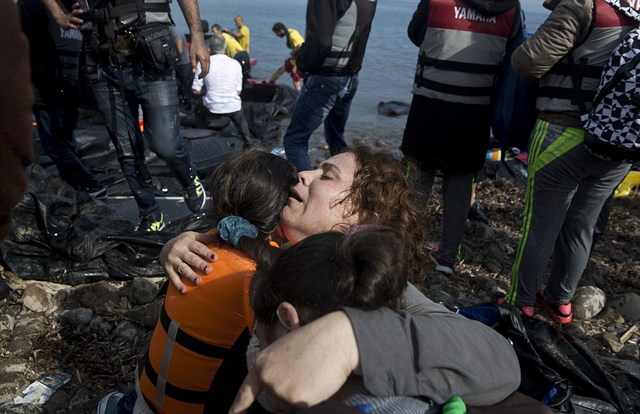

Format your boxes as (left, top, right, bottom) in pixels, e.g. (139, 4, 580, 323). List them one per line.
(289, 189, 303, 202)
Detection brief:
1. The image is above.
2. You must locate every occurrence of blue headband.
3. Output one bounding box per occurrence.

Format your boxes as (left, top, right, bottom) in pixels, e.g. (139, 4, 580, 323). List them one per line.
(217, 216, 258, 247)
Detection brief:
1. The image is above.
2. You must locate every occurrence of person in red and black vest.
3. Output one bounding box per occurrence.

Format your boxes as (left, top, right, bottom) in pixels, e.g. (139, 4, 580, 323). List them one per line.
(401, 0, 522, 276)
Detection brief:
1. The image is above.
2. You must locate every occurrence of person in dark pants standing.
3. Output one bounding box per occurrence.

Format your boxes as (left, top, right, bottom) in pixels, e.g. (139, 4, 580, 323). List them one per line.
(43, 0, 211, 232)
(19, 0, 106, 198)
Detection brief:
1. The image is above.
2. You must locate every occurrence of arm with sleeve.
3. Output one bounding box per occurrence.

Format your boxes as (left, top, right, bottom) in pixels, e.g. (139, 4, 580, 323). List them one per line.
(295, 0, 339, 72)
(343, 307, 521, 406)
(407, 0, 429, 47)
(511, 0, 592, 79)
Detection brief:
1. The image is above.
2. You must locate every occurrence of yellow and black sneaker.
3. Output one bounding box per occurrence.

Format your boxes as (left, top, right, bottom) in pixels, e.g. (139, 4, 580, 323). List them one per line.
(135, 213, 165, 232)
(184, 175, 206, 213)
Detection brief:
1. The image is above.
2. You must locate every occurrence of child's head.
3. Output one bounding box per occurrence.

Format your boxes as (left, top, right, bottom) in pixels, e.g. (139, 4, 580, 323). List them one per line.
(250, 226, 408, 345)
(208, 149, 297, 239)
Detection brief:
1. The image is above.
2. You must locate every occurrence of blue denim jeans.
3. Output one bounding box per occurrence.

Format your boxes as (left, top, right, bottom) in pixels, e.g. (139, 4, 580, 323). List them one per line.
(283, 74, 359, 171)
(91, 65, 195, 219)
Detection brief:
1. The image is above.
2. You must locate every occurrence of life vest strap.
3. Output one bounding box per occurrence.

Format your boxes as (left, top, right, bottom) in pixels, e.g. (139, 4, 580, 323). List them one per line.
(143, 355, 209, 404)
(160, 306, 230, 359)
(418, 54, 499, 75)
(415, 77, 494, 97)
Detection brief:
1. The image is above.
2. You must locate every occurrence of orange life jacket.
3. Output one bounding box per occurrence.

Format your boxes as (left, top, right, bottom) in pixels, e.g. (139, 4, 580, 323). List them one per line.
(139, 243, 259, 413)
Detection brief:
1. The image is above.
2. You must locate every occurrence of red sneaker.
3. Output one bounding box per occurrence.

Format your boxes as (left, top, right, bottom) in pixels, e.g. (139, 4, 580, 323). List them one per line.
(536, 292, 573, 324)
(519, 306, 535, 317)
(429, 247, 455, 275)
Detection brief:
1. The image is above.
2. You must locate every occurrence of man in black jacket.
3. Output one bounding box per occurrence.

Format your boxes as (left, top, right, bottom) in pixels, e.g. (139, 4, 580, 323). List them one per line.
(283, 0, 377, 172)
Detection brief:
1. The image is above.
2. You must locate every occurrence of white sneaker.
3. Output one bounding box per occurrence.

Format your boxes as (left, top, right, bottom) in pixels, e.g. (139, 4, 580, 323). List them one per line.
(96, 391, 124, 414)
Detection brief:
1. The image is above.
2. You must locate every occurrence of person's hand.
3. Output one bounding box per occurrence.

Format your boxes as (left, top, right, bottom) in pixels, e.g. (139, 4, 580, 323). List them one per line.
(51, 2, 84, 30)
(229, 311, 360, 414)
(160, 231, 219, 293)
(189, 34, 210, 78)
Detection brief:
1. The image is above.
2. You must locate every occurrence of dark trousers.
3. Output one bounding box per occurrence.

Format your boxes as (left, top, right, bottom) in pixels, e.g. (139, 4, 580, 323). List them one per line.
(196, 101, 252, 144)
(91, 64, 196, 219)
(33, 76, 102, 191)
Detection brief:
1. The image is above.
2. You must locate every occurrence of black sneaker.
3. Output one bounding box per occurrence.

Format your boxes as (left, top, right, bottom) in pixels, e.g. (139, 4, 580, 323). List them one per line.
(134, 213, 165, 232)
(184, 175, 206, 213)
(468, 200, 491, 225)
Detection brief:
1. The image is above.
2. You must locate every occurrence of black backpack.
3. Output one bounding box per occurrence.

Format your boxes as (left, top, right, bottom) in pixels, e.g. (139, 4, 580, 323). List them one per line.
(582, 0, 640, 163)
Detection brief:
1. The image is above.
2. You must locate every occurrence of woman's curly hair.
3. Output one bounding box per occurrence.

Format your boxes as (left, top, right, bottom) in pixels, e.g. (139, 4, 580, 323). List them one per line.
(339, 146, 428, 285)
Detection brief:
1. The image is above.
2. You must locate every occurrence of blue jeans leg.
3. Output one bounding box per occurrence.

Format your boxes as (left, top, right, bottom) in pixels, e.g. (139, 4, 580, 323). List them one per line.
(92, 65, 160, 219)
(138, 72, 195, 188)
(283, 75, 353, 171)
(324, 75, 358, 155)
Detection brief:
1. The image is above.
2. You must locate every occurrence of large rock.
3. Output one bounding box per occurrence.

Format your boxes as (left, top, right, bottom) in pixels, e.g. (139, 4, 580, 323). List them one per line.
(607, 293, 640, 322)
(127, 277, 159, 306)
(573, 286, 606, 320)
(21, 284, 52, 313)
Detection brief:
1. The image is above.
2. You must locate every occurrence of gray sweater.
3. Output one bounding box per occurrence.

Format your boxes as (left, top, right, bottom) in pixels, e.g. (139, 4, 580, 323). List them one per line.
(343, 300, 521, 407)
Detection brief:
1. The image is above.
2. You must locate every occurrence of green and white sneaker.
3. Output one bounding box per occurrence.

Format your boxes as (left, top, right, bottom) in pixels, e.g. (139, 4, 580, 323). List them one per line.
(96, 391, 123, 414)
(184, 175, 206, 213)
(135, 213, 165, 232)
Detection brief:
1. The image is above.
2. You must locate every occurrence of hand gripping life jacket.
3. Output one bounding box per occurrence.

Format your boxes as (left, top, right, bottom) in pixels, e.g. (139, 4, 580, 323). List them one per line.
(413, 0, 517, 105)
(139, 245, 256, 414)
(321, 0, 378, 75)
(537, 0, 637, 114)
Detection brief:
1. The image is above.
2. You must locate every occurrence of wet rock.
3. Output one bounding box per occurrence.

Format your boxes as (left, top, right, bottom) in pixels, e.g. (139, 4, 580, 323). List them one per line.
(21, 284, 52, 313)
(619, 344, 640, 361)
(485, 246, 505, 261)
(600, 332, 624, 353)
(114, 320, 138, 342)
(61, 308, 94, 326)
(89, 315, 113, 334)
(374, 139, 388, 147)
(481, 259, 502, 273)
(563, 322, 587, 340)
(573, 286, 606, 320)
(351, 139, 365, 146)
(607, 293, 640, 322)
(69, 281, 121, 313)
(477, 224, 494, 241)
(597, 307, 625, 324)
(127, 277, 158, 306)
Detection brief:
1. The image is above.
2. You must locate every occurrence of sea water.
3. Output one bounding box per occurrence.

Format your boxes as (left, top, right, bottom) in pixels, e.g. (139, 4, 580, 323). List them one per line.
(171, 0, 550, 149)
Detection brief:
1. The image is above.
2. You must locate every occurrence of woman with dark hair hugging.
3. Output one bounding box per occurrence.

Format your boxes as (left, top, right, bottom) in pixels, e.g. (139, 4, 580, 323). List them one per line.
(251, 226, 449, 413)
(133, 149, 297, 414)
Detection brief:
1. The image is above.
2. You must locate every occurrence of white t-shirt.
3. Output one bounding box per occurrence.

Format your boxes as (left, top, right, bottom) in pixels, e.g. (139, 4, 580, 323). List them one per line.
(192, 53, 243, 114)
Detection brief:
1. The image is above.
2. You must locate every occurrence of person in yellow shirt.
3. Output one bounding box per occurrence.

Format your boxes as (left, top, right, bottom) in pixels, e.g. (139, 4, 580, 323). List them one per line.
(212, 23, 250, 80)
(267, 22, 304, 91)
(223, 15, 250, 53)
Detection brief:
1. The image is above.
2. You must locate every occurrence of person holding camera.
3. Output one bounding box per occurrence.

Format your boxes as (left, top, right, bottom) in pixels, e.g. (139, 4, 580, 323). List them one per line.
(43, 0, 211, 232)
